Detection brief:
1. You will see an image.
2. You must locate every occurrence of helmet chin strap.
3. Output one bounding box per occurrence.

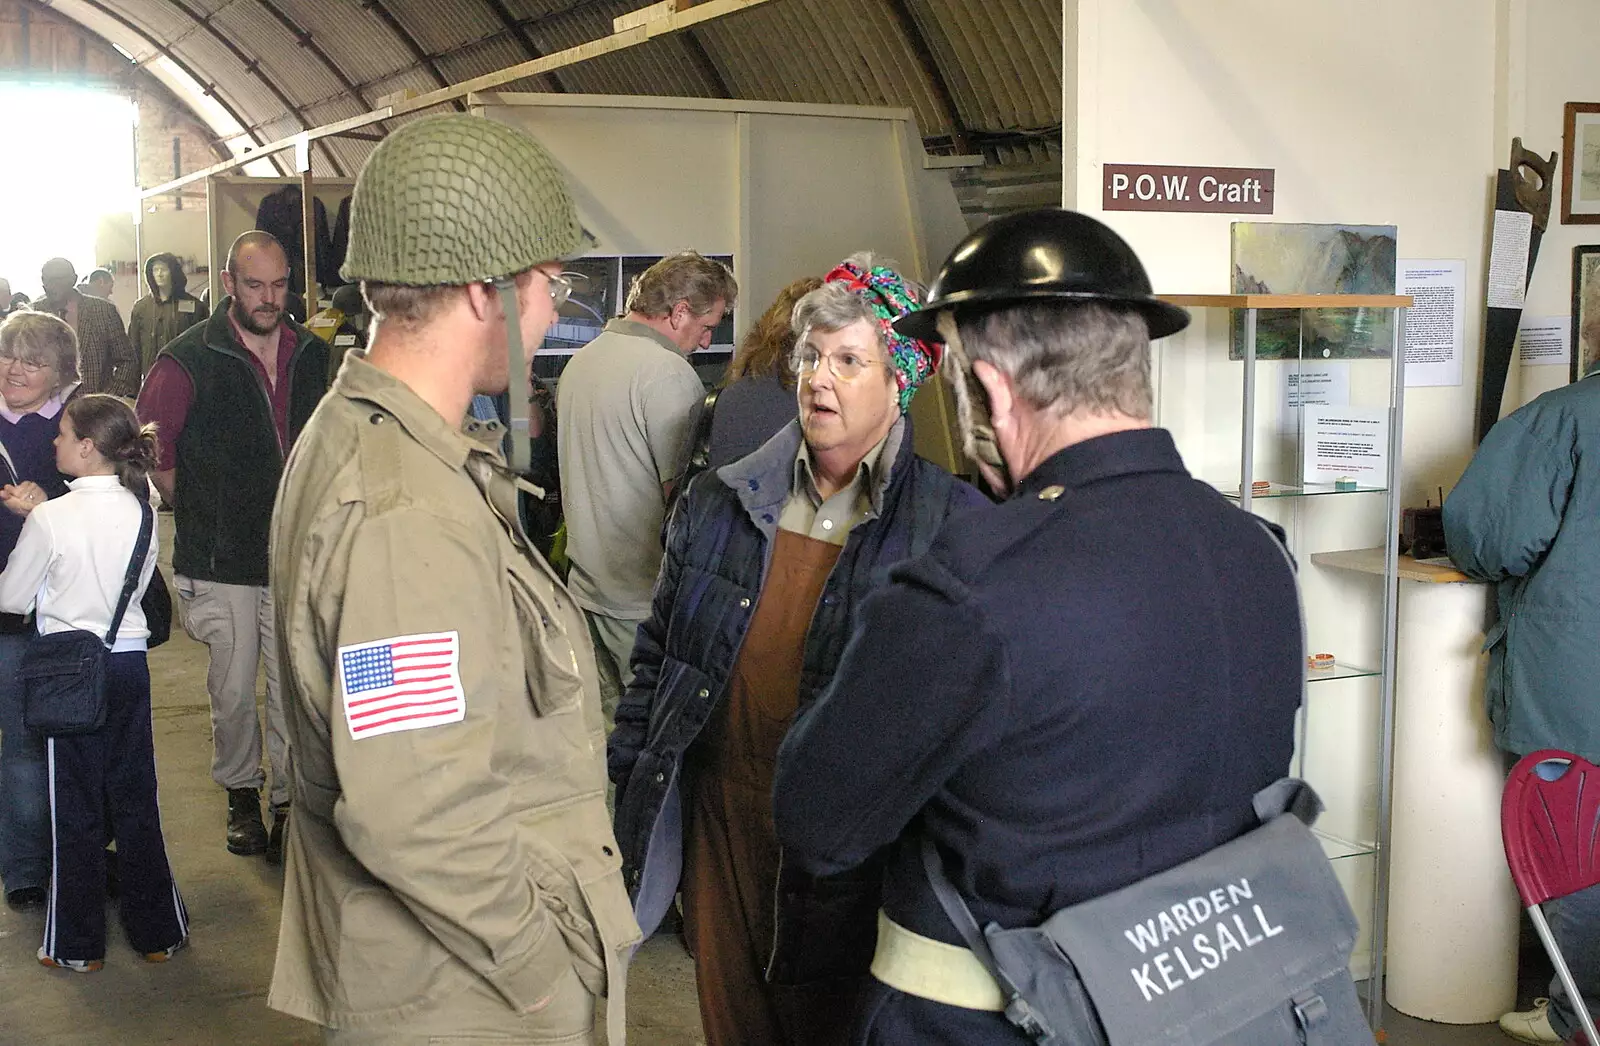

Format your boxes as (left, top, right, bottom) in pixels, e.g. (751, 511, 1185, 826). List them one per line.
(935, 310, 1014, 497)
(493, 277, 532, 474)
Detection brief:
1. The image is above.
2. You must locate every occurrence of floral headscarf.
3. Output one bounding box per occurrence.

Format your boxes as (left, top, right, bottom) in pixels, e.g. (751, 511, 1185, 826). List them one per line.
(823, 260, 943, 412)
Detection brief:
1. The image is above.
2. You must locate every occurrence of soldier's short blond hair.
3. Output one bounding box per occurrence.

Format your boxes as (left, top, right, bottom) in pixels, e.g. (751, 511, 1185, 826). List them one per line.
(361, 282, 461, 332)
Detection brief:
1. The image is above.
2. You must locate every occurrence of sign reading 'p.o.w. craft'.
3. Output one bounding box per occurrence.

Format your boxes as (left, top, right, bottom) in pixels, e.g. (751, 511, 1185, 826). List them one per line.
(1103, 164, 1275, 214)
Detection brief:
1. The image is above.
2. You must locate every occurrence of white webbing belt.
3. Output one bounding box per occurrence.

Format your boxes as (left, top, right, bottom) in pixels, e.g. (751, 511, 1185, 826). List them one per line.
(870, 910, 1006, 1012)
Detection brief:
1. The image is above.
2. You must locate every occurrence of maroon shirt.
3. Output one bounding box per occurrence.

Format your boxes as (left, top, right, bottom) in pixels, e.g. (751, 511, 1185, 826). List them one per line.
(137, 317, 297, 472)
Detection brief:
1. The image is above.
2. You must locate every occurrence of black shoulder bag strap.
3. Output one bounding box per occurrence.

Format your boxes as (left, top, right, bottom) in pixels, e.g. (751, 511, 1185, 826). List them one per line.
(921, 839, 1059, 1040)
(104, 502, 155, 648)
(685, 385, 720, 478)
(662, 386, 721, 545)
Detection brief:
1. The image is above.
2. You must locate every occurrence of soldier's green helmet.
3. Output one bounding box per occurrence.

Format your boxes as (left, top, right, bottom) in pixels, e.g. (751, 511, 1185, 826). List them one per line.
(341, 114, 585, 286)
(343, 115, 585, 474)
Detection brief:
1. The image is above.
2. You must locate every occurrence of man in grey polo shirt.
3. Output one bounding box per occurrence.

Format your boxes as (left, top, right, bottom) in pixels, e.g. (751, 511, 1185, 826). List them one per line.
(559, 252, 737, 717)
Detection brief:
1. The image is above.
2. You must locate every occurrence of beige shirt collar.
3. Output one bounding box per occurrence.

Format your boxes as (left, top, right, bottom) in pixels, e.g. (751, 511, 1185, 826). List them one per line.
(605, 317, 684, 356)
(779, 415, 904, 543)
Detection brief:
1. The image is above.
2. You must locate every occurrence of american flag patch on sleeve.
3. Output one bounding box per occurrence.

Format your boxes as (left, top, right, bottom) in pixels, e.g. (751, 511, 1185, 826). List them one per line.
(337, 631, 466, 740)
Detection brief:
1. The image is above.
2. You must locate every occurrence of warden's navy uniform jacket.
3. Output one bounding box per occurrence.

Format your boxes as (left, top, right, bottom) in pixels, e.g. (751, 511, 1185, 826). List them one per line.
(773, 427, 1303, 1042)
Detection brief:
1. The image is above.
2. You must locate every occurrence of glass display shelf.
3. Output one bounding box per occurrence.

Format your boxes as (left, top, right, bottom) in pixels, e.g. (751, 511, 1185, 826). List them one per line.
(1314, 829, 1377, 862)
(1307, 661, 1379, 683)
(1213, 480, 1389, 500)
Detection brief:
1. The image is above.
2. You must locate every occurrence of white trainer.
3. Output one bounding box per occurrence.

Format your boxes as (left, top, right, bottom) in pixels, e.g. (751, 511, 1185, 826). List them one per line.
(1500, 998, 1565, 1045)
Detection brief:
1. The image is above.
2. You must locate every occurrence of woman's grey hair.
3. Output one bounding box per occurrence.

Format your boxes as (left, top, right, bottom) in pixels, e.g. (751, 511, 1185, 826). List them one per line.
(789, 252, 921, 358)
(956, 301, 1152, 419)
(0, 310, 81, 389)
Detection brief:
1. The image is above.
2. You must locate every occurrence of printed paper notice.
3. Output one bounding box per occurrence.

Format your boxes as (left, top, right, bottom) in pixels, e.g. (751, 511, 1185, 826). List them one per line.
(1487, 210, 1533, 309)
(1278, 363, 1349, 433)
(1302, 407, 1389, 485)
(1399, 259, 1464, 387)
(1518, 315, 1571, 366)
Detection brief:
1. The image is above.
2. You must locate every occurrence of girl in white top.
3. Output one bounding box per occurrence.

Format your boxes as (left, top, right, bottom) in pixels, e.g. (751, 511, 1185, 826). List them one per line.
(0, 393, 188, 972)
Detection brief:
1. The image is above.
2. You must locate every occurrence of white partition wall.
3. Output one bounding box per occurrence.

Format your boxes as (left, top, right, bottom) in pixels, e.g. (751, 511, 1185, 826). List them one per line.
(474, 92, 971, 471)
(1061, 0, 1600, 1013)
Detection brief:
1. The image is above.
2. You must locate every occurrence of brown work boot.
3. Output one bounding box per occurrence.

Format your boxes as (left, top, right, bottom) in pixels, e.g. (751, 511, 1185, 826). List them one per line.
(226, 788, 268, 856)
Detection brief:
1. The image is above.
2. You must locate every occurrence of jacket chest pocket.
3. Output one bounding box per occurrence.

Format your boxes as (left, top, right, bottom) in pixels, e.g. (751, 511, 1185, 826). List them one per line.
(507, 562, 584, 718)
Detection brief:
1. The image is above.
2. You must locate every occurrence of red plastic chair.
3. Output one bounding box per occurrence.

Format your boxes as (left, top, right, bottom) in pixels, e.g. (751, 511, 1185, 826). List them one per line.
(1502, 749, 1600, 1046)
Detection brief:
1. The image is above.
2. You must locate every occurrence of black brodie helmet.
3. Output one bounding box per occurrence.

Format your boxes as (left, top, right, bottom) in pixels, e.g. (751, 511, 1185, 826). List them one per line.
(891, 209, 1188, 496)
(893, 208, 1190, 343)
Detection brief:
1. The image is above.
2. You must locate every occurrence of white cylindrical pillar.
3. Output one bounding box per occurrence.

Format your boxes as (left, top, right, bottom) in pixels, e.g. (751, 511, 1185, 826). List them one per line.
(1386, 578, 1520, 1023)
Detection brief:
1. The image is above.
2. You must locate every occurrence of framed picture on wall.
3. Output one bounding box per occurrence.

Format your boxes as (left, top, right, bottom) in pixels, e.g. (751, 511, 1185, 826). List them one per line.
(1572, 245, 1600, 383)
(1561, 103, 1600, 224)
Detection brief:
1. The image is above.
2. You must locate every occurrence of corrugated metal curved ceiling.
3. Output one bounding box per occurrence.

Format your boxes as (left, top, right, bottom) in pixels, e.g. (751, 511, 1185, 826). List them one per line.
(44, 0, 1062, 179)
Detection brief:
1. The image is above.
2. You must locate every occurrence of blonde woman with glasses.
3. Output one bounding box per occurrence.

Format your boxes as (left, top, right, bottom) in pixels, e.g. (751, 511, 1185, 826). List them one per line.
(0, 310, 82, 914)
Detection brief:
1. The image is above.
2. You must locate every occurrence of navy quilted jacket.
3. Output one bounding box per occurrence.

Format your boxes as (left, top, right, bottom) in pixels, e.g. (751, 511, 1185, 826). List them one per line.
(608, 417, 985, 984)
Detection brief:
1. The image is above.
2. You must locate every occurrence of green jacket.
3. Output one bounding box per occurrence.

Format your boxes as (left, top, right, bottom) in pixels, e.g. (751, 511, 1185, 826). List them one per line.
(1444, 366, 1600, 761)
(268, 354, 638, 1030)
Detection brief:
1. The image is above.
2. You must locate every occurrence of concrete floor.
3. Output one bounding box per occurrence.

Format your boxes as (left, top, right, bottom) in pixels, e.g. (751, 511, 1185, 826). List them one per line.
(0, 517, 1542, 1044)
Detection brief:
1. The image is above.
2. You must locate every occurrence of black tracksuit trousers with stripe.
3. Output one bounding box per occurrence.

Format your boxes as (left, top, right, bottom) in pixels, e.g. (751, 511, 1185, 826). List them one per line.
(43, 650, 186, 963)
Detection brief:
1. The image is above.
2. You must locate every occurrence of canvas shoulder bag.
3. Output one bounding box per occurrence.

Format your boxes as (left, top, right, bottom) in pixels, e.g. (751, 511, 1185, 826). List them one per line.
(21, 501, 155, 736)
(923, 778, 1375, 1046)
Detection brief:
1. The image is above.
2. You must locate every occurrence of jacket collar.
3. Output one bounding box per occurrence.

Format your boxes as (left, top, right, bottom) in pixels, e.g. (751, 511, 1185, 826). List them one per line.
(333, 351, 492, 473)
(1015, 427, 1189, 500)
(718, 415, 915, 526)
(33, 289, 80, 317)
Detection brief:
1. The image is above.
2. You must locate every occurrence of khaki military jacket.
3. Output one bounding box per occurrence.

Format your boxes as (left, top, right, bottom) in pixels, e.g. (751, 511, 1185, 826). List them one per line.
(267, 352, 640, 1034)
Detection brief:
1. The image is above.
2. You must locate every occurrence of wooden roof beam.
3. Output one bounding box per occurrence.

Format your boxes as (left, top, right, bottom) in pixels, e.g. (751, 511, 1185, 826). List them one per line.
(255, 0, 385, 122)
(681, 28, 732, 98)
(883, 0, 970, 155)
(477, 0, 567, 93)
(359, 0, 467, 112)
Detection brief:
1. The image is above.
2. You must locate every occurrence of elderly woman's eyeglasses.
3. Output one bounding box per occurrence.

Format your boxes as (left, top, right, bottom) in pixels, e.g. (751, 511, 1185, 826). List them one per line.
(0, 350, 51, 375)
(793, 347, 884, 383)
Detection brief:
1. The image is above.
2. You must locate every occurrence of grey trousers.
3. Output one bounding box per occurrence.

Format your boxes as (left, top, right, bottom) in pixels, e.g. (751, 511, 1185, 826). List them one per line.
(584, 610, 643, 729)
(1545, 881, 1600, 1040)
(173, 576, 288, 809)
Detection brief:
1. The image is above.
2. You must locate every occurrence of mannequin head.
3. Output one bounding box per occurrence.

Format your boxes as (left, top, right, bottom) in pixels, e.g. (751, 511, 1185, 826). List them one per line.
(151, 258, 173, 298)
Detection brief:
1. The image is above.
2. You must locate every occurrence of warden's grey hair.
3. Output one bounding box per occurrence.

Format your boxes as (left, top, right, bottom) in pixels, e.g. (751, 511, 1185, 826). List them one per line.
(789, 252, 922, 358)
(956, 301, 1152, 420)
